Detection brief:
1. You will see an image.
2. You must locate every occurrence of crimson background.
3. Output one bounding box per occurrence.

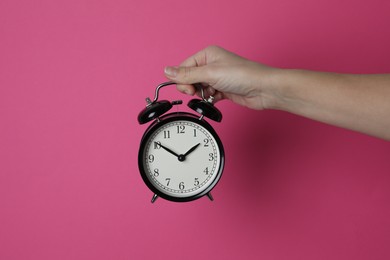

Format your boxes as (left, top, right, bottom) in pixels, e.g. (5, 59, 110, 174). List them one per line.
(1, 0, 390, 259)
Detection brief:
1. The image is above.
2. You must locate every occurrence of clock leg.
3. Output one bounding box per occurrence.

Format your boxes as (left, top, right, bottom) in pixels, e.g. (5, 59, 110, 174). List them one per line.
(151, 194, 158, 203)
(206, 192, 214, 201)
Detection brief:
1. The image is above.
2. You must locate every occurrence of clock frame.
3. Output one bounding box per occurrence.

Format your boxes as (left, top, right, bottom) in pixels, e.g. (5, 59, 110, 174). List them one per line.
(137, 82, 225, 203)
(138, 112, 225, 203)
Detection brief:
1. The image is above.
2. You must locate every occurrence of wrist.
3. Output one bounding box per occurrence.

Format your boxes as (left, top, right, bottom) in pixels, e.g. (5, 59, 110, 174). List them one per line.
(256, 67, 290, 110)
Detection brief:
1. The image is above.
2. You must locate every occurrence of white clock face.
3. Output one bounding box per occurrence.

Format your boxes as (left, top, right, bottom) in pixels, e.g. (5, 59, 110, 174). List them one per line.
(142, 119, 222, 198)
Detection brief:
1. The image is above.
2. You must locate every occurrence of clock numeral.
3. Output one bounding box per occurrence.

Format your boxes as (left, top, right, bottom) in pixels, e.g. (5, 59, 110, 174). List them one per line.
(148, 154, 154, 163)
(163, 130, 170, 139)
(154, 141, 161, 149)
(179, 182, 185, 190)
(193, 129, 197, 137)
(208, 153, 214, 161)
(165, 178, 171, 186)
(153, 168, 159, 177)
(194, 178, 199, 186)
(204, 167, 209, 175)
(203, 138, 209, 147)
(177, 125, 185, 134)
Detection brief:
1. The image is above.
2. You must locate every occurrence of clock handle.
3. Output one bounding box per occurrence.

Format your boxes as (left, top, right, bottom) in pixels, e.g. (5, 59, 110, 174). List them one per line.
(147, 82, 213, 105)
(139, 81, 222, 123)
(138, 82, 176, 124)
(147, 81, 177, 105)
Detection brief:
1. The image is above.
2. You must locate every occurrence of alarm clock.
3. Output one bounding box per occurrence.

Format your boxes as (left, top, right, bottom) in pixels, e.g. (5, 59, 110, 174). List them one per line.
(137, 82, 225, 203)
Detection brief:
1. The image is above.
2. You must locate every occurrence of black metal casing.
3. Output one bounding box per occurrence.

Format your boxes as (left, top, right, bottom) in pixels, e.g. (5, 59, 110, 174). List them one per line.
(137, 100, 172, 124)
(138, 112, 225, 202)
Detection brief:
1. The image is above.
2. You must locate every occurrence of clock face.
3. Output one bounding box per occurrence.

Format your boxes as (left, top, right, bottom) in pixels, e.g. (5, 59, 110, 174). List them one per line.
(139, 114, 224, 201)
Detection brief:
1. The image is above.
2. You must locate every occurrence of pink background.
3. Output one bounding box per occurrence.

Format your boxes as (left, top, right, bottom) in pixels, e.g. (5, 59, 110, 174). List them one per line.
(1, 0, 390, 259)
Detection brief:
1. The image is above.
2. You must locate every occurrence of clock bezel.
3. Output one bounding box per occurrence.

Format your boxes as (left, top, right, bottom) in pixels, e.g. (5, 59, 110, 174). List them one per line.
(138, 112, 225, 202)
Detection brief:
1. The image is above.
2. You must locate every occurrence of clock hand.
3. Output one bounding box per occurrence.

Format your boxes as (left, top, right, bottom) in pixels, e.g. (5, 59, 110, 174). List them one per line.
(183, 143, 201, 157)
(154, 142, 179, 158)
(176, 143, 201, 162)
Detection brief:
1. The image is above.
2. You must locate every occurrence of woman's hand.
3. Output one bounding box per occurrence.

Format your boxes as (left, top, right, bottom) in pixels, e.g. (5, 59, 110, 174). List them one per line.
(164, 45, 390, 140)
(164, 45, 280, 110)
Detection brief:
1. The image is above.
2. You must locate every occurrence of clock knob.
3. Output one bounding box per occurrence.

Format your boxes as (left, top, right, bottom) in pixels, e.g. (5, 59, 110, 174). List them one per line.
(187, 99, 222, 122)
(137, 100, 172, 124)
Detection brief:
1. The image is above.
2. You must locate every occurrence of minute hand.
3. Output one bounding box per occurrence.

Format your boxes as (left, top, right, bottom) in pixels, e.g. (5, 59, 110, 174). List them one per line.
(155, 142, 179, 158)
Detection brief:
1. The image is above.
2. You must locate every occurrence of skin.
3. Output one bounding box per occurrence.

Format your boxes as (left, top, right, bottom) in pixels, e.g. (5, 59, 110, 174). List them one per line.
(164, 45, 390, 141)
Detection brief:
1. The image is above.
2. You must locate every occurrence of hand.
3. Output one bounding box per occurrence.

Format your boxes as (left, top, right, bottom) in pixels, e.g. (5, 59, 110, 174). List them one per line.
(166, 46, 390, 141)
(155, 142, 179, 158)
(177, 143, 200, 162)
(164, 45, 280, 110)
(183, 143, 200, 157)
(155, 142, 200, 162)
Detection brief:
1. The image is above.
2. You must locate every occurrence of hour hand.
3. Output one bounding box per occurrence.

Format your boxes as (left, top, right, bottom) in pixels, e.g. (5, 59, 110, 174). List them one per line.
(176, 143, 201, 162)
(184, 143, 201, 157)
(155, 142, 179, 158)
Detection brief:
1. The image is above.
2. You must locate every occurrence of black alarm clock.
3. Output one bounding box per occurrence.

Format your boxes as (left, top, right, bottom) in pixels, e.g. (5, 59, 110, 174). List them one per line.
(137, 82, 225, 203)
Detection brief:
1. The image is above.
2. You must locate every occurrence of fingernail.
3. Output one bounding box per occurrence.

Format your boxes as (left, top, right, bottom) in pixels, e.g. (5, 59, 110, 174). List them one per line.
(164, 66, 178, 77)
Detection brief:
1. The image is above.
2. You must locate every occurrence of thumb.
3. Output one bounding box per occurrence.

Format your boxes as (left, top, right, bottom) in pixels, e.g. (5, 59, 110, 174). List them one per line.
(164, 66, 208, 85)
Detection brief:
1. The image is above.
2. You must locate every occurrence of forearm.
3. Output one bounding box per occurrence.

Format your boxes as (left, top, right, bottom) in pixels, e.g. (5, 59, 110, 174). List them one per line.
(165, 45, 390, 140)
(265, 69, 390, 140)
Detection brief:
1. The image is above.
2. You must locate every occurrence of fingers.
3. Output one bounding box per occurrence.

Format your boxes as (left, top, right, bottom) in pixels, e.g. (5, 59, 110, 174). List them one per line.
(164, 46, 223, 96)
(164, 65, 212, 85)
(164, 65, 223, 103)
(179, 48, 209, 67)
(164, 65, 210, 95)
